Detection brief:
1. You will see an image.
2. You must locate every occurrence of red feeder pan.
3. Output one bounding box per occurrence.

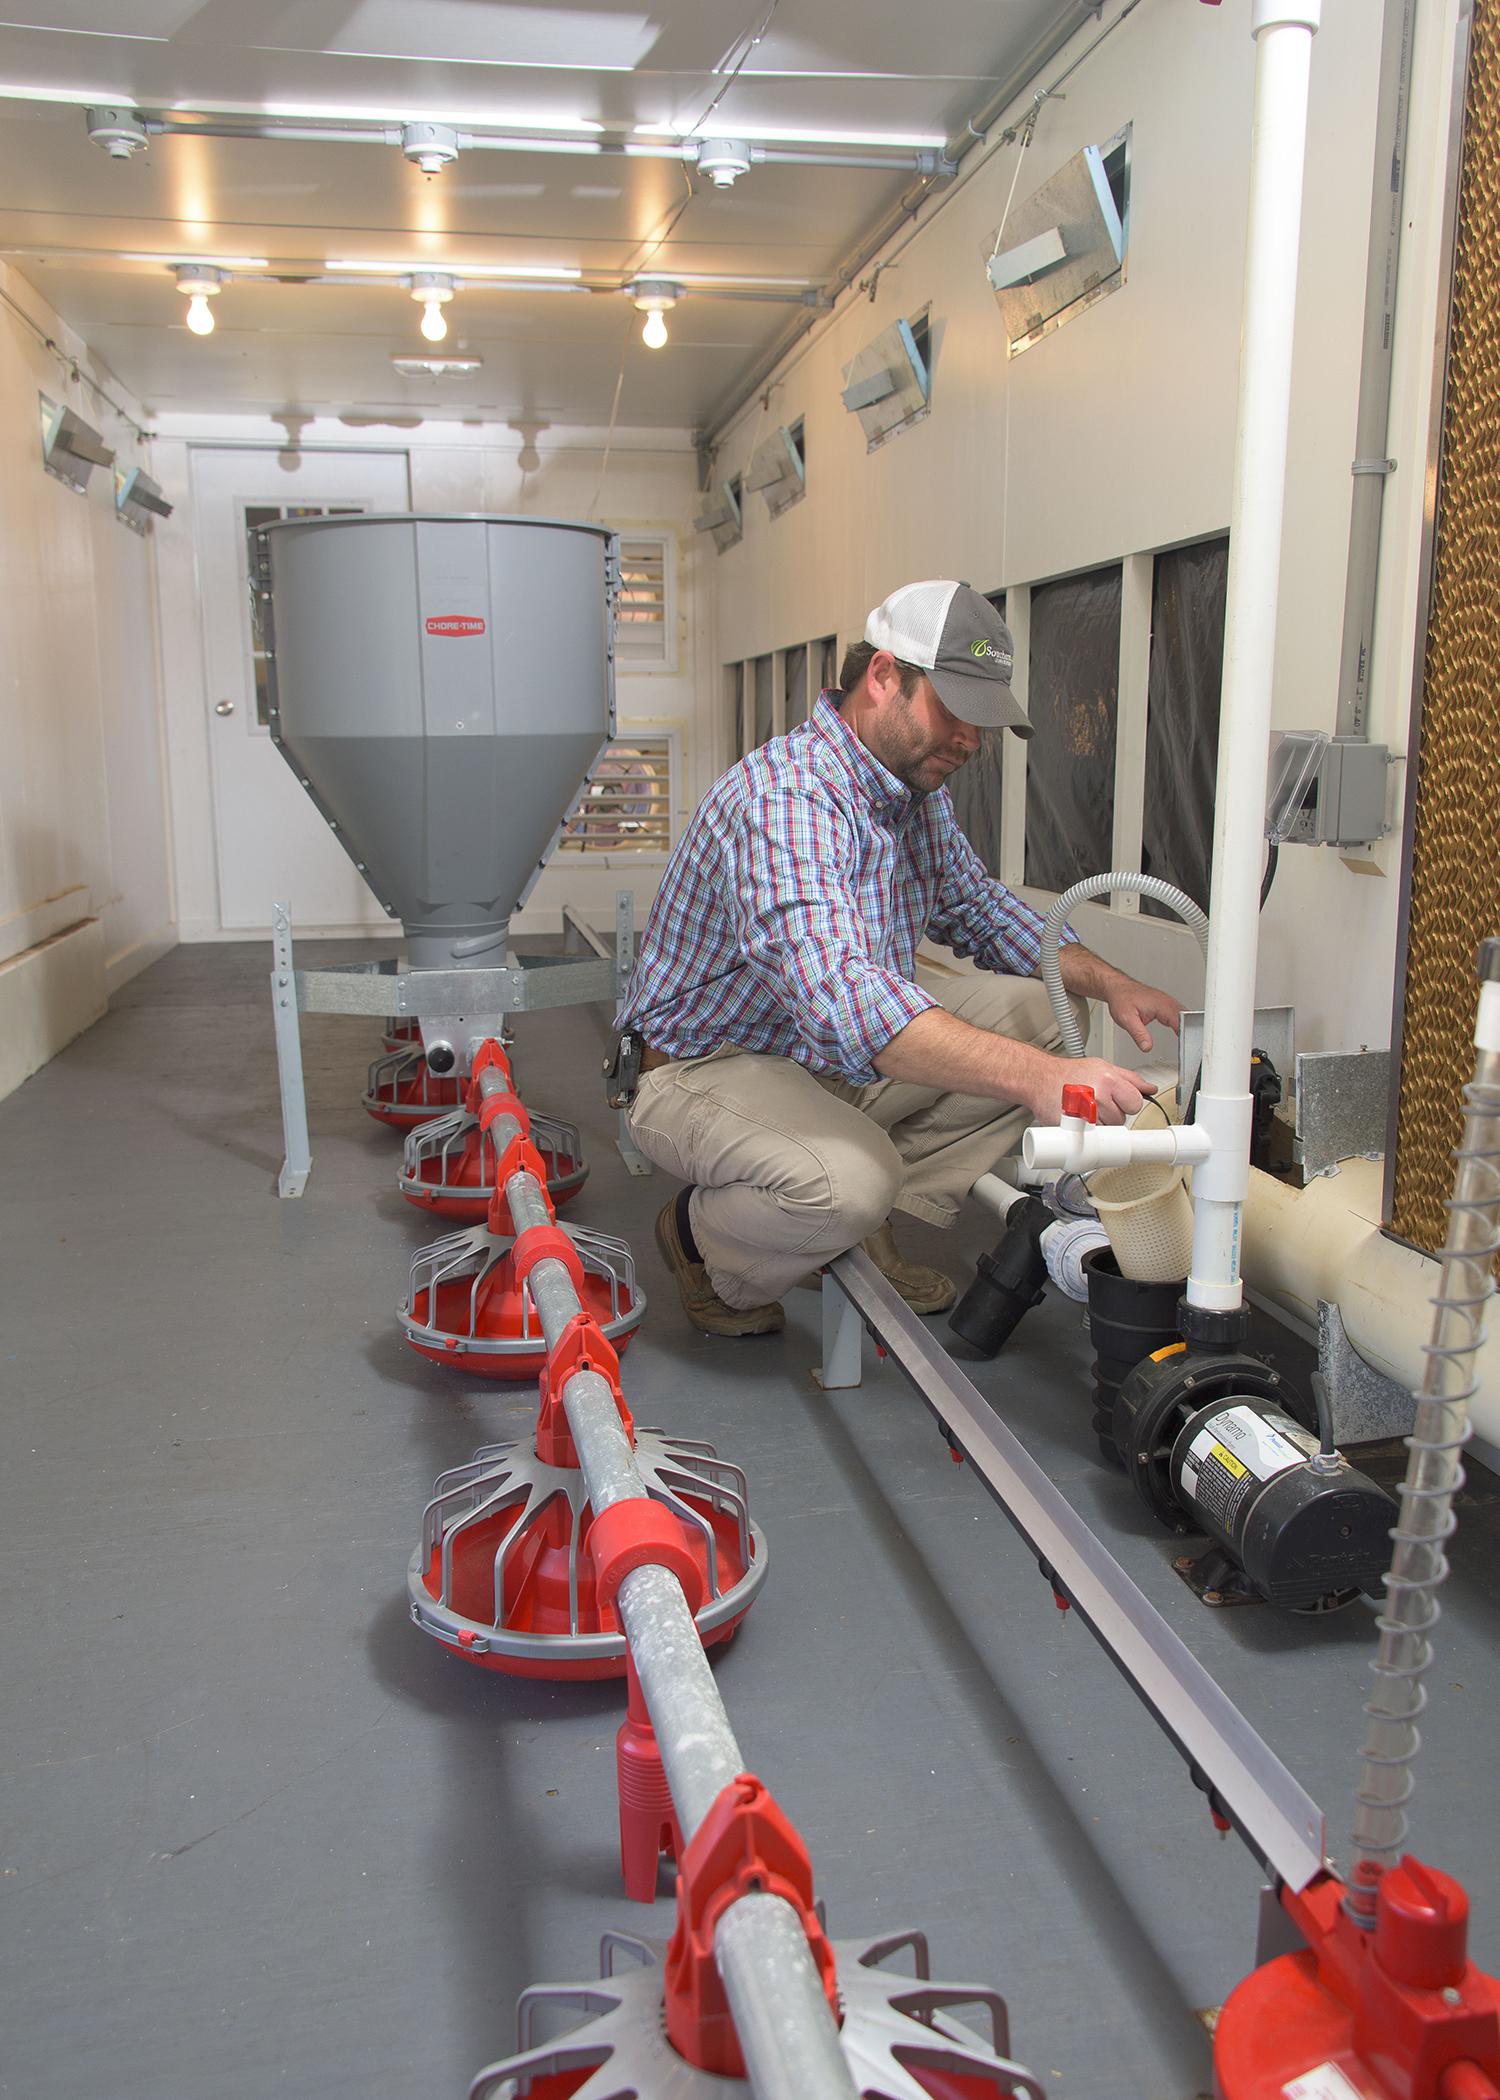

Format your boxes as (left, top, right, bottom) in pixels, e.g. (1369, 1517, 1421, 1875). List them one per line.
(398, 1106, 587, 1223)
(466, 1930, 1046, 2095)
(400, 1219, 644, 1379)
(363, 1047, 465, 1129)
(408, 1426, 766, 1681)
(381, 1014, 422, 1053)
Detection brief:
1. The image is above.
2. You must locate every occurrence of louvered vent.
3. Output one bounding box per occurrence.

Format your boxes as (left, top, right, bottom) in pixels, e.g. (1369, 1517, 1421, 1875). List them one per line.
(616, 537, 669, 662)
(558, 735, 674, 855)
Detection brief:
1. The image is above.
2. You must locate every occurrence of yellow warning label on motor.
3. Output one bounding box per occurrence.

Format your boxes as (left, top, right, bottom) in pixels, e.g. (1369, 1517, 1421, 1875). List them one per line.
(1210, 1441, 1248, 1479)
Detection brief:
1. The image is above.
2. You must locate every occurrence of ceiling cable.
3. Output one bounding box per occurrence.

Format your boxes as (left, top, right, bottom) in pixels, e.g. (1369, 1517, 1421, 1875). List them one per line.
(0, 277, 149, 442)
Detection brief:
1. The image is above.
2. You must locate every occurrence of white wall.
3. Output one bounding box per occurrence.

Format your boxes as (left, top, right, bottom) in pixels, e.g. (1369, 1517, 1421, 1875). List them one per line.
(0, 262, 174, 1099)
(150, 411, 707, 945)
(701, 0, 1463, 1059)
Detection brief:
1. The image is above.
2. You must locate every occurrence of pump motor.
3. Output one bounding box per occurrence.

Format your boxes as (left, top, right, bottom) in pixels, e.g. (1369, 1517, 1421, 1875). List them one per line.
(1114, 1346, 1395, 1610)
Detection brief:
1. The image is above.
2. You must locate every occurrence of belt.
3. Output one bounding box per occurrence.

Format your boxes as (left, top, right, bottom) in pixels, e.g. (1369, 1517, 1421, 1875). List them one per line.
(640, 1041, 675, 1073)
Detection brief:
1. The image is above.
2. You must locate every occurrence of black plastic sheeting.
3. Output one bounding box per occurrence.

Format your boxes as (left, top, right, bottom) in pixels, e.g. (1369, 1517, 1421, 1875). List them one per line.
(1141, 536, 1229, 915)
(948, 731, 1007, 876)
(1024, 565, 1122, 892)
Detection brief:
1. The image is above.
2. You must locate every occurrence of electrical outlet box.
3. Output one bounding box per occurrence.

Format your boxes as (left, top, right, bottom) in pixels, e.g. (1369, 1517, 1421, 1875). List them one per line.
(1267, 734, 1389, 848)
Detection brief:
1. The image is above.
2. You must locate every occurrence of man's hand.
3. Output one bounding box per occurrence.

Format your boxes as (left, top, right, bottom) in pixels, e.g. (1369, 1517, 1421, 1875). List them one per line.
(1104, 976, 1183, 1055)
(1058, 945, 1183, 1055)
(1026, 1053, 1156, 1128)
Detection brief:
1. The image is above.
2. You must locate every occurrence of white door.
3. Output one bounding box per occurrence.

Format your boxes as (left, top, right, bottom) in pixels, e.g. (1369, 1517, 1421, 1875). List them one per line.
(194, 446, 412, 931)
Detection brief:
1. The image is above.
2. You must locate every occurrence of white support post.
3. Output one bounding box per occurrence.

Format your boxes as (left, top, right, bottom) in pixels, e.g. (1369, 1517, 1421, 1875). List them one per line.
(1189, 0, 1321, 1312)
(270, 901, 312, 1198)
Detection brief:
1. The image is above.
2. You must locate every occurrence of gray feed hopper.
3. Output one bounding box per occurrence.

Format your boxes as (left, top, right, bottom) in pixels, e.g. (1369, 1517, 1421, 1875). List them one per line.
(256, 512, 619, 968)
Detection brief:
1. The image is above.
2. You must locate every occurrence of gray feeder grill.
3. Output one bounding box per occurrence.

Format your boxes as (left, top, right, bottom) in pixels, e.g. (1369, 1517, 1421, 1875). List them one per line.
(408, 1429, 767, 1682)
(257, 515, 623, 1196)
(362, 1045, 468, 1128)
(400, 1216, 644, 1379)
(467, 1929, 1046, 2097)
(398, 1101, 588, 1223)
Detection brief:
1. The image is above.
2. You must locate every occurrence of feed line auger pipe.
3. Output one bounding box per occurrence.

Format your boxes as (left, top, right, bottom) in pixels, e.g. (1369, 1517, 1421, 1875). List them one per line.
(1346, 943, 1500, 1927)
(473, 1070, 859, 2100)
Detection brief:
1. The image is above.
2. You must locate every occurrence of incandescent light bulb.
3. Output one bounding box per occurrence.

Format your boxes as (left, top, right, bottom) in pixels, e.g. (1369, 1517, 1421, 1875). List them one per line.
(186, 292, 216, 336)
(641, 308, 668, 349)
(420, 299, 449, 343)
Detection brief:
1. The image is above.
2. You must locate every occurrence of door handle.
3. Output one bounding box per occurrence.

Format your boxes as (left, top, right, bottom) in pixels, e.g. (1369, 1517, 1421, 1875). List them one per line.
(214, 699, 235, 716)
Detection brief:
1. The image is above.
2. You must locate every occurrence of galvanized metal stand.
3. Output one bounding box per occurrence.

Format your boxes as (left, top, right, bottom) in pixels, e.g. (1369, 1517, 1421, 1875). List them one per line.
(270, 902, 311, 1198)
(269, 903, 617, 1198)
(817, 1248, 1328, 1896)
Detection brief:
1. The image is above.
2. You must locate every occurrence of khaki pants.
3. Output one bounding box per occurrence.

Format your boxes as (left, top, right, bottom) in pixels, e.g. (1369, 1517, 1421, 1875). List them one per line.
(626, 967, 1087, 1311)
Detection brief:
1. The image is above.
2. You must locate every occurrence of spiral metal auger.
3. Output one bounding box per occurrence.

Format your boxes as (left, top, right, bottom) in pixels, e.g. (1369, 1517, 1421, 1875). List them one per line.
(1345, 949, 1500, 1929)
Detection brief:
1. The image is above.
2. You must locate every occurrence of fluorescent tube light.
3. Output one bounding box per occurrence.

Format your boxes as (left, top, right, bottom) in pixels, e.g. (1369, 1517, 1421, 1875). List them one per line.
(325, 258, 581, 278)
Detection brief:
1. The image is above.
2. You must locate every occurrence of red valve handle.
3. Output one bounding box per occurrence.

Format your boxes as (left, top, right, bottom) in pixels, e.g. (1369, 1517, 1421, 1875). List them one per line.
(1060, 1082, 1098, 1122)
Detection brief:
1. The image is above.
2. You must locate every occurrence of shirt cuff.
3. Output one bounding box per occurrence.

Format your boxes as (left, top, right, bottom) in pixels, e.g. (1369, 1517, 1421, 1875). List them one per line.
(824, 970, 938, 1086)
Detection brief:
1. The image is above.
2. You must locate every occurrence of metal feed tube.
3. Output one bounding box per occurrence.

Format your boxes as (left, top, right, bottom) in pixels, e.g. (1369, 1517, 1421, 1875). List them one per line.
(482, 1084, 857, 2097)
(1189, 2, 1321, 1312)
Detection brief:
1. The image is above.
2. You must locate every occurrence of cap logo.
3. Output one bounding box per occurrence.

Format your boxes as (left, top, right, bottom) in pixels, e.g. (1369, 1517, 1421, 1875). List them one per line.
(969, 638, 1012, 674)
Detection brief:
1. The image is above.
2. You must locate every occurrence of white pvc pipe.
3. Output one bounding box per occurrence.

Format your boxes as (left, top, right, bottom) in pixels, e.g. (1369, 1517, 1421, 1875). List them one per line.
(1023, 1121, 1212, 1176)
(1239, 1157, 1500, 1451)
(1189, 0, 1321, 1313)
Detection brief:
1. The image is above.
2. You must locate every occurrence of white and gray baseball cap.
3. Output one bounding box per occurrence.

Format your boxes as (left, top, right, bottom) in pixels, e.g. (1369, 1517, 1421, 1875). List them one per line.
(865, 579, 1033, 737)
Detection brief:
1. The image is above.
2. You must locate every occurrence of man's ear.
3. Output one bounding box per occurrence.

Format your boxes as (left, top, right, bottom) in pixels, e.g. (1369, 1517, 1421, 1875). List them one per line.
(866, 649, 901, 702)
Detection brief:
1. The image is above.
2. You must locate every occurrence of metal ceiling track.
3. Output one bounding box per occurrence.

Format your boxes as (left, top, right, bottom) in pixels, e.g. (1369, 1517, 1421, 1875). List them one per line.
(818, 1248, 1328, 1896)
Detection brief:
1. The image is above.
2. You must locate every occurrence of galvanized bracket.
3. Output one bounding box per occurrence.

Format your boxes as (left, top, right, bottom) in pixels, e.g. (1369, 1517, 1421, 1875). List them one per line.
(1317, 1298, 1414, 1444)
(1294, 1048, 1392, 1180)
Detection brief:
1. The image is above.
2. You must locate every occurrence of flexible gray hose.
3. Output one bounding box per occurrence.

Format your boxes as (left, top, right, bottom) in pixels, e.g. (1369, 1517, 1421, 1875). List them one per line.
(1040, 873, 1210, 1057)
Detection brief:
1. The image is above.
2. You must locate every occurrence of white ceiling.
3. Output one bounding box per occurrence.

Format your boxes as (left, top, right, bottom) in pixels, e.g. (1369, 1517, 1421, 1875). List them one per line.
(0, 1, 1075, 429)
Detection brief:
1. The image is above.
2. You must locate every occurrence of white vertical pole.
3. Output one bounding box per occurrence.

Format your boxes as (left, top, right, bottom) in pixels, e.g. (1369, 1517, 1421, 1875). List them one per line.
(1189, 1, 1322, 1312)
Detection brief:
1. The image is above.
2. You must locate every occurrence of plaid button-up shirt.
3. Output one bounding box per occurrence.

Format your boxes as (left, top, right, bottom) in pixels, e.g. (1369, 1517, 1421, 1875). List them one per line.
(616, 695, 1076, 1085)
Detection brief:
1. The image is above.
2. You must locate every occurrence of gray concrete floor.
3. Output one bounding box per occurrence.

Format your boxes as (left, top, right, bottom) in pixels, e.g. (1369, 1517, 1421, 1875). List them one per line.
(4, 939, 1499, 2100)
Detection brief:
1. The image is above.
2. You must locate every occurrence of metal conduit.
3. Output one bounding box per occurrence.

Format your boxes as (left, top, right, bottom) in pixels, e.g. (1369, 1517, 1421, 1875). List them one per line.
(479, 1070, 858, 2098)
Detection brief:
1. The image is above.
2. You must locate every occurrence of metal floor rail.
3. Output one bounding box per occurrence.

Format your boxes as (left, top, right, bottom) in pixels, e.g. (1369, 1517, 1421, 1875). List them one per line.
(819, 1249, 1327, 1896)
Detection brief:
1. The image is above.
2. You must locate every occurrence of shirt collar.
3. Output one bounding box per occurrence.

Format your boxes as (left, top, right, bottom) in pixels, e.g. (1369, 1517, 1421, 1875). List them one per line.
(810, 693, 914, 819)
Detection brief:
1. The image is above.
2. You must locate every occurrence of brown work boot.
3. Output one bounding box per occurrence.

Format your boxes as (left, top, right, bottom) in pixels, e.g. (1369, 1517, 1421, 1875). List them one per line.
(653, 1197, 785, 1338)
(861, 1221, 957, 1314)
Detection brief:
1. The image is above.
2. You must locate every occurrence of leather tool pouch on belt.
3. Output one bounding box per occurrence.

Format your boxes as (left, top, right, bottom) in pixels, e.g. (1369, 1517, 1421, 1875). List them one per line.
(603, 1028, 643, 1110)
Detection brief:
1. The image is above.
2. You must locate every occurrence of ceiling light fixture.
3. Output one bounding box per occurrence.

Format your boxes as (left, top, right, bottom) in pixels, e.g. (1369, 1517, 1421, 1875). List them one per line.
(410, 272, 455, 342)
(85, 104, 149, 158)
(401, 121, 459, 176)
(629, 279, 681, 349)
(175, 264, 223, 335)
(694, 138, 753, 189)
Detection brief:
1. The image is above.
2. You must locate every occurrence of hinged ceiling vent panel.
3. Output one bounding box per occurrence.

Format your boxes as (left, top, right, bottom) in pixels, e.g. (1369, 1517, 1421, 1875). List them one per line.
(840, 316, 930, 452)
(692, 481, 743, 553)
(114, 466, 173, 535)
(745, 423, 806, 517)
(39, 395, 115, 494)
(988, 129, 1129, 356)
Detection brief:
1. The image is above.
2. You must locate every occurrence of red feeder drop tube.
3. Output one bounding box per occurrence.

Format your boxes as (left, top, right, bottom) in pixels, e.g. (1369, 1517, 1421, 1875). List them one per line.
(362, 1046, 465, 1128)
(398, 1103, 587, 1222)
